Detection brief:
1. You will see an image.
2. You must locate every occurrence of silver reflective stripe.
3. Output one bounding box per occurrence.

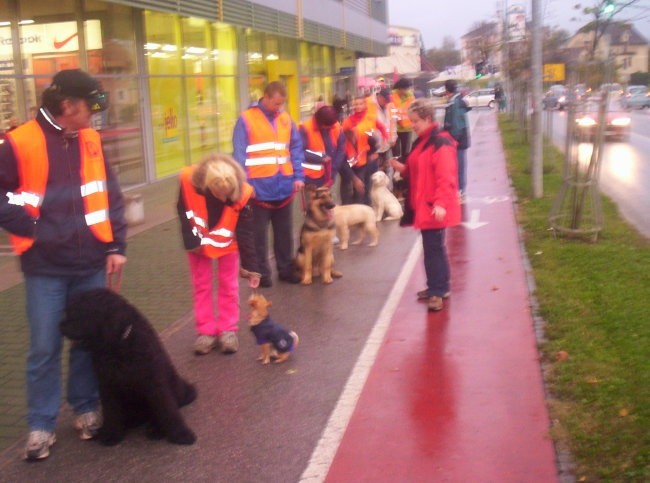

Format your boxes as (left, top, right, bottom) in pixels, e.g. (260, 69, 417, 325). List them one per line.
(7, 191, 41, 207)
(245, 156, 288, 166)
(246, 142, 275, 153)
(200, 238, 233, 248)
(6, 192, 24, 206)
(85, 209, 108, 226)
(80, 180, 105, 197)
(302, 162, 324, 171)
(306, 149, 324, 158)
(185, 209, 194, 220)
(193, 216, 207, 229)
(209, 227, 234, 237)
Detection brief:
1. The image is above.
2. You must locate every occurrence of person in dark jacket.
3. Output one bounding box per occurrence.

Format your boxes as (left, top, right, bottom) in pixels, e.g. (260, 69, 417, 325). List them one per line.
(177, 153, 261, 356)
(443, 79, 471, 202)
(299, 105, 364, 196)
(0, 69, 127, 461)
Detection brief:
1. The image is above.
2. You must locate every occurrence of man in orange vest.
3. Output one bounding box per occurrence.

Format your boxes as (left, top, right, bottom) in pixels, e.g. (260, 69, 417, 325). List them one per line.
(232, 81, 305, 287)
(0, 69, 127, 461)
(299, 105, 364, 194)
(391, 77, 415, 161)
(341, 95, 388, 205)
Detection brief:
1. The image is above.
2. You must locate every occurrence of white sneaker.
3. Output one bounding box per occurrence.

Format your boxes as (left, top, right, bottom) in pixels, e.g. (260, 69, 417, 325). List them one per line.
(219, 331, 239, 354)
(74, 411, 102, 440)
(193, 335, 217, 355)
(24, 430, 56, 461)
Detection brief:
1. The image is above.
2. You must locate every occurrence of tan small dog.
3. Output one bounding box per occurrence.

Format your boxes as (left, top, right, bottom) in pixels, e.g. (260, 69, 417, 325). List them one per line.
(248, 293, 298, 364)
(370, 171, 404, 221)
(332, 204, 379, 250)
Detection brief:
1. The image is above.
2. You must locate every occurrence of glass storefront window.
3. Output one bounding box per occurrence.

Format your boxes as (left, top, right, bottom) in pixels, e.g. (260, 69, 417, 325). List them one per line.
(215, 77, 237, 153)
(181, 17, 211, 75)
(214, 23, 236, 76)
(149, 76, 187, 178)
(144, 11, 182, 74)
(0, 0, 18, 132)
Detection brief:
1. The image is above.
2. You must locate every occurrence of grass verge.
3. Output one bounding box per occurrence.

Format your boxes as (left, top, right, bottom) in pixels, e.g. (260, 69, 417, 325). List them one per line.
(499, 116, 649, 481)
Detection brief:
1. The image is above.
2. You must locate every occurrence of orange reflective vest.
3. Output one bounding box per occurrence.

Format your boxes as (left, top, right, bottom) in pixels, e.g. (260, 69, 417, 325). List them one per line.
(240, 108, 294, 179)
(180, 166, 254, 259)
(343, 115, 374, 168)
(6, 120, 113, 255)
(391, 92, 414, 130)
(365, 96, 378, 123)
(300, 117, 341, 180)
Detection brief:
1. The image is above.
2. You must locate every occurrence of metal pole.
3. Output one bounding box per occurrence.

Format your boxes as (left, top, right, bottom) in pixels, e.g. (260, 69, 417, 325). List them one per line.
(530, 0, 543, 198)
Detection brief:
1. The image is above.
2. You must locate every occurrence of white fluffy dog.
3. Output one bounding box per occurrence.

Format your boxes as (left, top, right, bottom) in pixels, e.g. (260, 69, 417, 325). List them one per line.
(332, 204, 379, 250)
(370, 171, 404, 222)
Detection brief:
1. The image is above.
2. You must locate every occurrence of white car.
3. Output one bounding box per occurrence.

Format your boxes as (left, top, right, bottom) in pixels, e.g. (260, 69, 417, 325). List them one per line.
(462, 88, 496, 109)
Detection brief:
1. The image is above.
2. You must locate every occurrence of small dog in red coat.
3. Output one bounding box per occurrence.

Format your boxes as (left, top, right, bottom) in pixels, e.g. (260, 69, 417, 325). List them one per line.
(248, 293, 299, 364)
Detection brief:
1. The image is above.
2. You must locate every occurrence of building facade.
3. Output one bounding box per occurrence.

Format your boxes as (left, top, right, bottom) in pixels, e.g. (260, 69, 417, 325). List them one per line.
(356, 25, 422, 79)
(0, 0, 387, 187)
(566, 21, 648, 83)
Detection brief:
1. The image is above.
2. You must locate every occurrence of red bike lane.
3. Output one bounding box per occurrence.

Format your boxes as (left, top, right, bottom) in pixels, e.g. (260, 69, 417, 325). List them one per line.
(319, 112, 559, 482)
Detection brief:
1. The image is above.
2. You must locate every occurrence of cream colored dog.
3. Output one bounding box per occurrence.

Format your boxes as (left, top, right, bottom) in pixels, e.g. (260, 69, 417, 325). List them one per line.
(370, 171, 404, 222)
(332, 204, 379, 250)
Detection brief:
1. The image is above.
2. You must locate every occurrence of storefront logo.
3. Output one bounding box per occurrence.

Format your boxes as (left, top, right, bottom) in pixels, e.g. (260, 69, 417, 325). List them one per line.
(163, 106, 178, 143)
(53, 32, 78, 50)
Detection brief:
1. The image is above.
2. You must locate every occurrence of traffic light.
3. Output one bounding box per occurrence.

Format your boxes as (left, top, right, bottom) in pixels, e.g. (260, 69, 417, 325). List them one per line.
(475, 61, 485, 78)
(602, 1, 615, 14)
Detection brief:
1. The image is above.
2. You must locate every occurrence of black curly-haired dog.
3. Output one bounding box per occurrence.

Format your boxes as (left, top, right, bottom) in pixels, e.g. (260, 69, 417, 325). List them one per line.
(60, 288, 197, 446)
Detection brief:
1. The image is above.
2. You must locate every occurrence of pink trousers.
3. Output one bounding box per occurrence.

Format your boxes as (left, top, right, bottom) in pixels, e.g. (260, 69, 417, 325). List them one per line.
(187, 251, 240, 336)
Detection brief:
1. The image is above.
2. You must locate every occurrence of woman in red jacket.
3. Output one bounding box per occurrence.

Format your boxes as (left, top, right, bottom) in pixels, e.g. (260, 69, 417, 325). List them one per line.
(390, 99, 461, 311)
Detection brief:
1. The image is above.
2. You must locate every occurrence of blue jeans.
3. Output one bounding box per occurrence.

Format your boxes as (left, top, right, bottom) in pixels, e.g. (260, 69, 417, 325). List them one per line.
(25, 271, 105, 432)
(421, 228, 450, 297)
(457, 148, 468, 193)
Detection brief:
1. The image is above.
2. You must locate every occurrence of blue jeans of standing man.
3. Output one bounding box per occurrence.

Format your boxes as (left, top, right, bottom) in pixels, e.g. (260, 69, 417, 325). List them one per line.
(457, 148, 468, 194)
(421, 228, 450, 297)
(25, 270, 105, 432)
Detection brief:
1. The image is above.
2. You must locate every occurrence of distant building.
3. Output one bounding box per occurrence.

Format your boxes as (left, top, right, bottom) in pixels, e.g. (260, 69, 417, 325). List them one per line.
(356, 26, 422, 79)
(566, 21, 649, 82)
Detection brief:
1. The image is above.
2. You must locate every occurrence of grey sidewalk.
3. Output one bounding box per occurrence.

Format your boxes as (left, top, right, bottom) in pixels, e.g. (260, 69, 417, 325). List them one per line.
(0, 175, 191, 452)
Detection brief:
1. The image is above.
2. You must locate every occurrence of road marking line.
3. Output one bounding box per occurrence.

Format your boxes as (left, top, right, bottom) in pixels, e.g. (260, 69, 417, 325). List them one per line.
(299, 239, 422, 482)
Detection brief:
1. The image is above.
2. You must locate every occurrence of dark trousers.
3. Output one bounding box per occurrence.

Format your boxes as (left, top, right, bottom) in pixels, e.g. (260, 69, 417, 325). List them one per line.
(394, 131, 412, 161)
(421, 228, 450, 297)
(252, 199, 295, 280)
(340, 163, 374, 205)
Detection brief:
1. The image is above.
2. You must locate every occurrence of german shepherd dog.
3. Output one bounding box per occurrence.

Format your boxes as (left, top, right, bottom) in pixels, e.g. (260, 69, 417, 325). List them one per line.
(294, 185, 342, 284)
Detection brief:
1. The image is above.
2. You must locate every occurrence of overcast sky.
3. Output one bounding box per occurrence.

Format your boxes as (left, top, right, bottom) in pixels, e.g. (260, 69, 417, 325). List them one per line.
(388, 0, 650, 50)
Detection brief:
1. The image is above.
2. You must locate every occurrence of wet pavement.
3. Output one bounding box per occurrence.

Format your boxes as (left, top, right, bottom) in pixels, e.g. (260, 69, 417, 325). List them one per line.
(0, 110, 560, 482)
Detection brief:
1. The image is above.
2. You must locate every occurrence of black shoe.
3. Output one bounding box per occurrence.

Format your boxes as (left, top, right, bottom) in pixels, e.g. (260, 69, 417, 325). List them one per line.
(278, 272, 300, 284)
(259, 276, 272, 288)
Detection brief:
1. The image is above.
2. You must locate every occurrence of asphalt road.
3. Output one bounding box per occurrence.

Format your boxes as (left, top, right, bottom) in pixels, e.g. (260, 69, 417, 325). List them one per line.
(544, 108, 650, 238)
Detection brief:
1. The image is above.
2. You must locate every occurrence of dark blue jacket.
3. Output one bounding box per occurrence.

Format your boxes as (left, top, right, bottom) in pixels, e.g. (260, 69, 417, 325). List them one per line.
(0, 109, 127, 276)
(250, 316, 295, 353)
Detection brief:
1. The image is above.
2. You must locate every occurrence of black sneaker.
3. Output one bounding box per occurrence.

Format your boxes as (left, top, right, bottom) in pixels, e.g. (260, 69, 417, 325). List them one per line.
(278, 272, 300, 284)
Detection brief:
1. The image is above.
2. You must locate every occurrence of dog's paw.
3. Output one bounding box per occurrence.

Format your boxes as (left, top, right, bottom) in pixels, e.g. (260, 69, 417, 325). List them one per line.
(300, 277, 313, 285)
(322, 276, 334, 284)
(338, 244, 348, 250)
(273, 352, 290, 364)
(167, 426, 196, 445)
(179, 383, 197, 407)
(331, 270, 343, 278)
